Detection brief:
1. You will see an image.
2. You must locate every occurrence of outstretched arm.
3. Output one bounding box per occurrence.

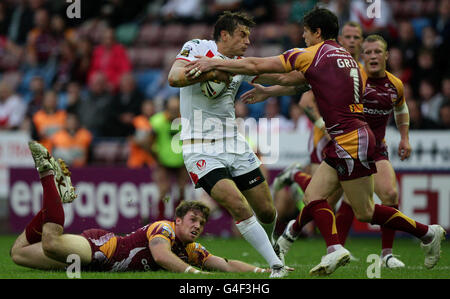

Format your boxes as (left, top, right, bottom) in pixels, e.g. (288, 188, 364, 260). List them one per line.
(240, 84, 303, 104)
(203, 255, 269, 273)
(149, 237, 208, 274)
(185, 55, 286, 78)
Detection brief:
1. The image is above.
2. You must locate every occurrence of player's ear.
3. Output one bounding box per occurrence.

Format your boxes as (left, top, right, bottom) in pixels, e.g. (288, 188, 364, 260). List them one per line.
(175, 217, 182, 225)
(220, 29, 230, 42)
(315, 28, 322, 40)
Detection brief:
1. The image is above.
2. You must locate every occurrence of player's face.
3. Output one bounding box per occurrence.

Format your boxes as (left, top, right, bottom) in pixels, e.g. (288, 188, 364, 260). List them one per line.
(362, 40, 387, 77)
(176, 210, 206, 243)
(303, 26, 321, 47)
(339, 25, 362, 58)
(223, 24, 250, 57)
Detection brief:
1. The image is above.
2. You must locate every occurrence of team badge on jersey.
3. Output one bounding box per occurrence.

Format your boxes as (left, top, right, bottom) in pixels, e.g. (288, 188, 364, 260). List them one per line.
(196, 159, 206, 170)
(161, 225, 174, 238)
(179, 45, 192, 57)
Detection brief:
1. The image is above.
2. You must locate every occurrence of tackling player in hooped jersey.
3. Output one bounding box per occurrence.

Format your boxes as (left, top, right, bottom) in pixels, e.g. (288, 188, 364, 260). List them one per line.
(185, 8, 446, 276)
(10, 142, 272, 275)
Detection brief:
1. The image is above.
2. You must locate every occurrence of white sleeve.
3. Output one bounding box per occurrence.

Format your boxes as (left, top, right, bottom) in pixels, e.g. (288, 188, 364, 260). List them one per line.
(175, 39, 204, 62)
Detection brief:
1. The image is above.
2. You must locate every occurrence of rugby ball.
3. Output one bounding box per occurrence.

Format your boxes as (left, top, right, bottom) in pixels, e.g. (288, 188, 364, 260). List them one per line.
(200, 55, 227, 99)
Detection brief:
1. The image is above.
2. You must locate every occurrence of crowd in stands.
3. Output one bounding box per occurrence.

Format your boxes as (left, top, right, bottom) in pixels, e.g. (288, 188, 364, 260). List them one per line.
(0, 0, 449, 167)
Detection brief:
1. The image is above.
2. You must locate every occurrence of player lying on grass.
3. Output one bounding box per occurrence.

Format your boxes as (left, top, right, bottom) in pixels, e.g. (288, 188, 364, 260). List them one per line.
(10, 141, 276, 275)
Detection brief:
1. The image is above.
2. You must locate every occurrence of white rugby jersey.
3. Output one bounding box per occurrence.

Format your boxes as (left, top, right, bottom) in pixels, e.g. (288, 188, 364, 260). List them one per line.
(175, 39, 255, 140)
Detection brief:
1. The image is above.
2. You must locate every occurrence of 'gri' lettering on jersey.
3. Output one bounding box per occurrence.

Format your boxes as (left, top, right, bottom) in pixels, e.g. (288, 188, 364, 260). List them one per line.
(337, 58, 359, 68)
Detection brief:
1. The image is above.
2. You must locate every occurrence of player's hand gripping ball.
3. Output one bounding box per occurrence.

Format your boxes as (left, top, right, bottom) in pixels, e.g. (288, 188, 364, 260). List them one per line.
(200, 55, 228, 99)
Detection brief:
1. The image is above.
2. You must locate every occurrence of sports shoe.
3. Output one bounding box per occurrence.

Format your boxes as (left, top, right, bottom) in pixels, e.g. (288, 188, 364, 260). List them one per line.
(269, 264, 288, 278)
(421, 224, 446, 269)
(28, 141, 77, 204)
(381, 254, 405, 268)
(272, 163, 303, 192)
(274, 219, 297, 264)
(309, 247, 351, 276)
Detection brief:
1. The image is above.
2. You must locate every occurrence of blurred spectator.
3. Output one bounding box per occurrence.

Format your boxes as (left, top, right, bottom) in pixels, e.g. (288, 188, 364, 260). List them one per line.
(411, 48, 440, 94)
(429, 0, 450, 42)
(0, 79, 26, 130)
(0, 2, 11, 36)
(25, 75, 45, 117)
(109, 72, 144, 137)
(349, 0, 394, 34)
(32, 90, 67, 151)
(100, 0, 149, 28)
(72, 37, 93, 85)
(25, 8, 58, 67)
(421, 26, 442, 51)
(7, 0, 34, 46)
(148, 95, 188, 220)
(387, 47, 412, 84)
(52, 40, 77, 91)
(318, 0, 350, 26)
(87, 27, 132, 92)
(259, 97, 292, 133)
(51, 113, 93, 167)
(289, 0, 318, 23)
(160, 0, 205, 24)
(394, 20, 421, 68)
(441, 75, 450, 100)
(407, 98, 440, 130)
(286, 101, 311, 133)
(438, 100, 450, 129)
(78, 72, 114, 137)
(63, 81, 83, 114)
(281, 22, 305, 49)
(0, 34, 24, 72)
(127, 100, 156, 169)
(419, 79, 445, 123)
(50, 14, 76, 44)
(207, 0, 242, 23)
(241, 0, 275, 24)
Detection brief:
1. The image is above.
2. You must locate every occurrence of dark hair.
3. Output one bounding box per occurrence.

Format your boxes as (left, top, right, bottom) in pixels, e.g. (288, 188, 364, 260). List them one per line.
(213, 11, 255, 41)
(175, 200, 210, 222)
(303, 7, 339, 40)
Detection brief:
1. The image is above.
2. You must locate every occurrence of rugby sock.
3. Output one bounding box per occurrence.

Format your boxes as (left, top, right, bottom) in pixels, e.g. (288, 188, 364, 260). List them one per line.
(291, 204, 313, 235)
(371, 204, 428, 239)
(292, 171, 312, 191)
(381, 204, 398, 255)
(292, 200, 340, 247)
(258, 211, 277, 244)
(236, 215, 283, 267)
(308, 200, 340, 247)
(41, 174, 65, 226)
(335, 201, 354, 245)
(25, 210, 43, 244)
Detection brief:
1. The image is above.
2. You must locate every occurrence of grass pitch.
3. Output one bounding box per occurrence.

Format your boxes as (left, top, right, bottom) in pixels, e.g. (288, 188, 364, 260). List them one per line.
(0, 234, 448, 279)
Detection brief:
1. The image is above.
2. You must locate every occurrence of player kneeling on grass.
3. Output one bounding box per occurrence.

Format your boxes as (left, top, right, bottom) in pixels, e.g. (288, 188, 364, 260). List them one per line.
(10, 141, 273, 275)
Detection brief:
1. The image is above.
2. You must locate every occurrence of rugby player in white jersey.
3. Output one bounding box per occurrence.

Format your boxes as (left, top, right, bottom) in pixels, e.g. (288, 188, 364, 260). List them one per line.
(168, 11, 302, 278)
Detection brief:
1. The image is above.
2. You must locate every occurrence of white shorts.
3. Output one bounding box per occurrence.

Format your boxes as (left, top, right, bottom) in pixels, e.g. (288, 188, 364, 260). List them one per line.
(182, 136, 262, 185)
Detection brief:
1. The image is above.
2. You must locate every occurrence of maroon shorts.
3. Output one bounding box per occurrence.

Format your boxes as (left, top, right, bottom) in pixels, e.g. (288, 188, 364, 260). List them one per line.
(80, 229, 115, 271)
(323, 125, 377, 181)
(373, 140, 389, 162)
